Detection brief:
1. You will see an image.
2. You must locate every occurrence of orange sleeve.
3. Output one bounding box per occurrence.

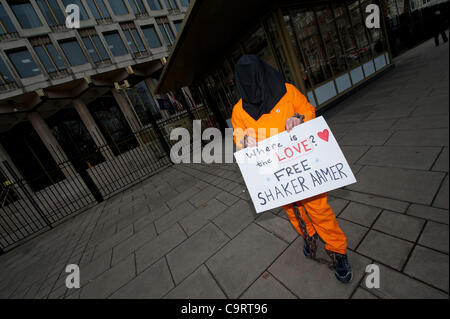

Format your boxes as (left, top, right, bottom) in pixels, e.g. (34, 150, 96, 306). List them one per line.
(231, 103, 247, 149)
(288, 83, 316, 122)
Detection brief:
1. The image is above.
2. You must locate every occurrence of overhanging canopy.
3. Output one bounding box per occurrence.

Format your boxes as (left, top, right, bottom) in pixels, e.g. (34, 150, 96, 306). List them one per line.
(155, 0, 277, 93)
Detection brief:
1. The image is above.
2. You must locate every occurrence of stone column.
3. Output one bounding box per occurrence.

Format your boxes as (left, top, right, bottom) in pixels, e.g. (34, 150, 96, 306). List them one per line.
(28, 112, 76, 178)
(73, 99, 114, 160)
(111, 88, 145, 146)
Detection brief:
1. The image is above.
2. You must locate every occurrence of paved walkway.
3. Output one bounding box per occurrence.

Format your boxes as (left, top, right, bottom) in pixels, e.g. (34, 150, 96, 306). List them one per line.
(0, 38, 448, 299)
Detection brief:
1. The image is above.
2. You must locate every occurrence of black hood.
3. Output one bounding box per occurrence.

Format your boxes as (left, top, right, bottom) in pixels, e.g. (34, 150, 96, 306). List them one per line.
(235, 54, 287, 121)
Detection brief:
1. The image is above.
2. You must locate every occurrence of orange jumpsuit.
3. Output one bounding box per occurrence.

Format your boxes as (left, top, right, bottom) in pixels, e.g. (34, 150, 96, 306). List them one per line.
(232, 83, 347, 255)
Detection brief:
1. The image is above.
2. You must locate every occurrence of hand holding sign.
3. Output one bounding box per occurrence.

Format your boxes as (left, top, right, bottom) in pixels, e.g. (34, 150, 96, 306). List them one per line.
(234, 117, 356, 213)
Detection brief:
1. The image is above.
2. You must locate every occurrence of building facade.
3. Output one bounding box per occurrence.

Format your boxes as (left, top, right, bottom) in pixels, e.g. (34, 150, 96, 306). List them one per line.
(0, 0, 221, 252)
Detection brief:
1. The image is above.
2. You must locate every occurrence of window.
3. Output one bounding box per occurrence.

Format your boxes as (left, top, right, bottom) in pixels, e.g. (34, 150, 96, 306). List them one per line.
(122, 24, 146, 53)
(108, 0, 128, 15)
(180, 0, 189, 7)
(61, 0, 89, 20)
(34, 43, 66, 73)
(59, 39, 88, 66)
(128, 0, 147, 15)
(86, 0, 110, 19)
(163, 0, 178, 10)
(9, 0, 42, 29)
(141, 25, 162, 48)
(0, 56, 14, 84)
(82, 35, 109, 62)
(157, 24, 171, 46)
(0, 3, 17, 34)
(173, 20, 182, 32)
(147, 0, 162, 10)
(7, 48, 41, 78)
(104, 31, 128, 56)
(36, 0, 65, 26)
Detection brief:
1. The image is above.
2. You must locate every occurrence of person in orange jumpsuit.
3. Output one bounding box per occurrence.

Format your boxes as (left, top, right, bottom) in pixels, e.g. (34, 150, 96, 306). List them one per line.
(232, 55, 352, 283)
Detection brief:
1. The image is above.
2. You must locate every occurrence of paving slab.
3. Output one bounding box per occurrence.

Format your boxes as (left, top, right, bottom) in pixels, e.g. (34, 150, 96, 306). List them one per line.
(391, 116, 449, 131)
(432, 147, 449, 172)
(339, 130, 393, 146)
(111, 222, 157, 265)
(364, 264, 448, 299)
(206, 223, 287, 299)
(404, 246, 449, 292)
(80, 254, 135, 299)
(346, 166, 445, 205)
(255, 213, 299, 244)
(357, 230, 414, 270)
(406, 204, 449, 224)
(269, 238, 370, 299)
(110, 258, 173, 299)
(154, 201, 196, 233)
(418, 221, 449, 254)
(240, 272, 296, 299)
(213, 200, 256, 238)
(135, 224, 187, 273)
(340, 146, 371, 164)
(336, 218, 368, 250)
(386, 128, 449, 147)
(351, 288, 378, 299)
(164, 265, 226, 299)
(330, 189, 409, 213)
(433, 175, 449, 210)
(179, 199, 228, 236)
(373, 211, 425, 242)
(339, 202, 382, 227)
(166, 223, 229, 284)
(328, 197, 350, 216)
(80, 249, 112, 286)
(357, 146, 441, 170)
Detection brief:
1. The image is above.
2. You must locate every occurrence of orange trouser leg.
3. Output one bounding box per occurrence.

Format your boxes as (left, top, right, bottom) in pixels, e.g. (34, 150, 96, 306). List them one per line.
(284, 193, 347, 255)
(283, 203, 317, 238)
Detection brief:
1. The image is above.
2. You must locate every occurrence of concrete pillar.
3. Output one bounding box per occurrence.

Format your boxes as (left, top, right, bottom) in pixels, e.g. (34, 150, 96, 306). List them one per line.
(27, 112, 76, 178)
(73, 99, 114, 160)
(111, 88, 145, 146)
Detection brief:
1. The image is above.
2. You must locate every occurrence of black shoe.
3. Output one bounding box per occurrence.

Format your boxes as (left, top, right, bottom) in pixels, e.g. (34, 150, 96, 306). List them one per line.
(303, 233, 318, 259)
(332, 253, 353, 283)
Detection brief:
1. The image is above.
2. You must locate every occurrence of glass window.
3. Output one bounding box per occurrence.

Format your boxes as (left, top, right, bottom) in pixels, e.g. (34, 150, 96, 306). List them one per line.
(36, 0, 65, 26)
(82, 35, 109, 62)
(59, 39, 88, 66)
(347, 1, 372, 64)
(86, 0, 110, 19)
(158, 24, 171, 46)
(104, 31, 128, 56)
(360, 0, 386, 56)
(141, 25, 162, 48)
(128, 0, 147, 14)
(0, 3, 16, 34)
(7, 48, 41, 78)
(147, 0, 162, 10)
(173, 20, 182, 32)
(9, 1, 42, 29)
(180, 0, 189, 7)
(163, 0, 177, 10)
(61, 0, 89, 20)
(315, 5, 347, 75)
(164, 23, 175, 42)
(34, 43, 66, 73)
(123, 29, 146, 52)
(289, 9, 332, 86)
(0, 56, 14, 84)
(108, 0, 128, 15)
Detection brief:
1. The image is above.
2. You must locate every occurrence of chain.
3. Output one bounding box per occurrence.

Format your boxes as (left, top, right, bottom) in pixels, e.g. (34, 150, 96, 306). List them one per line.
(292, 204, 337, 270)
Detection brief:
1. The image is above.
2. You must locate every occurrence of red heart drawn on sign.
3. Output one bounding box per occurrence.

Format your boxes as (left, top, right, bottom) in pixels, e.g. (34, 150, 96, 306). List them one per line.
(318, 129, 329, 142)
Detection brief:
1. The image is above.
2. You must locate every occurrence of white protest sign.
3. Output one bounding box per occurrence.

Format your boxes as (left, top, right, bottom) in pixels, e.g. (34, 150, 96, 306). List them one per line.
(234, 116, 356, 213)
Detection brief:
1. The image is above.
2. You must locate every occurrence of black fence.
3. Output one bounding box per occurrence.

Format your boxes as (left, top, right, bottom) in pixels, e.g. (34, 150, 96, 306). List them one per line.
(0, 123, 171, 252)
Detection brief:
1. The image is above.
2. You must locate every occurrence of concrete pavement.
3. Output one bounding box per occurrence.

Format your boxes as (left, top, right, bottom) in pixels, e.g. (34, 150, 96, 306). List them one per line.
(0, 37, 448, 299)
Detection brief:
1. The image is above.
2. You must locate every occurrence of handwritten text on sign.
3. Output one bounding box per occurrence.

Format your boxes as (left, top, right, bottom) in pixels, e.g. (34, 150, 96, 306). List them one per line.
(234, 116, 357, 213)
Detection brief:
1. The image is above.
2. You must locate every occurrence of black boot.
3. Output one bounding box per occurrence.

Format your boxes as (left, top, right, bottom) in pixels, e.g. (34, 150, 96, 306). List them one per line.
(329, 253, 353, 283)
(303, 233, 318, 258)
